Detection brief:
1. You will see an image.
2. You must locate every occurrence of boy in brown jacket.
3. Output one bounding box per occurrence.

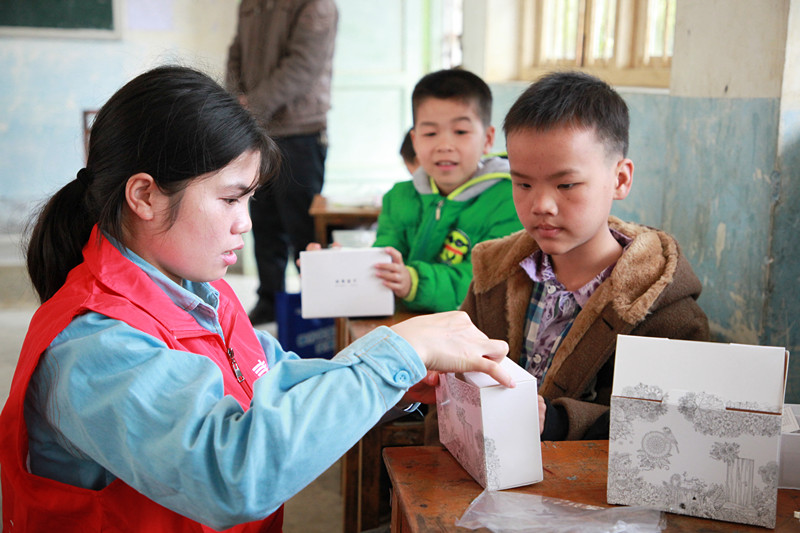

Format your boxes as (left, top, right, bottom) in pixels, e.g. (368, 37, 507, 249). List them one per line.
(461, 71, 709, 440)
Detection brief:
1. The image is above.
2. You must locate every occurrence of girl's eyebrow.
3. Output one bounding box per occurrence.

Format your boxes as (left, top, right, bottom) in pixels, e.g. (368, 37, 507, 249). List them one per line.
(221, 182, 257, 196)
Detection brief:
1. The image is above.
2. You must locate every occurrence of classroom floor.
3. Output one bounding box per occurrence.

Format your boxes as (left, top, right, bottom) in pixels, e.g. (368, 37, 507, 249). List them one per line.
(0, 273, 346, 533)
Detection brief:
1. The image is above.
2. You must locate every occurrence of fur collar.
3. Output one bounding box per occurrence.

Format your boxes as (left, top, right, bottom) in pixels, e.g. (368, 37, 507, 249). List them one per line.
(471, 217, 680, 328)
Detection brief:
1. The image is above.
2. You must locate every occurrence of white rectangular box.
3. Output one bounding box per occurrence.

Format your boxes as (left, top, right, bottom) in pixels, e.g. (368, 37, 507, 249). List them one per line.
(436, 357, 543, 490)
(607, 335, 788, 529)
(331, 229, 376, 248)
(779, 403, 800, 489)
(299, 248, 394, 319)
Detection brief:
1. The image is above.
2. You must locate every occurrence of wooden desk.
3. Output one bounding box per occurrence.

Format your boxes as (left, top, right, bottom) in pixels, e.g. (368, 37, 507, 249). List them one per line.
(308, 194, 381, 247)
(342, 312, 427, 533)
(384, 443, 800, 532)
(346, 312, 420, 341)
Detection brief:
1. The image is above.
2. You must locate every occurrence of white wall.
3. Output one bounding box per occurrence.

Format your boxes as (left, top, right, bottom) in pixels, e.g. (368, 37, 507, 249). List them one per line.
(0, 0, 435, 231)
(671, 0, 789, 98)
(0, 0, 239, 231)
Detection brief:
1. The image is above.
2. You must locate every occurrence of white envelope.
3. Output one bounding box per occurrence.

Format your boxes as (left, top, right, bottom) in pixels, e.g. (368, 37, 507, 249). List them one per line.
(299, 248, 394, 318)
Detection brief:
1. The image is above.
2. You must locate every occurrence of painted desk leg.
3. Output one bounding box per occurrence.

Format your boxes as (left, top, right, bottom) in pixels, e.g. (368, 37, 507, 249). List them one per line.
(335, 317, 350, 353)
(342, 440, 361, 533)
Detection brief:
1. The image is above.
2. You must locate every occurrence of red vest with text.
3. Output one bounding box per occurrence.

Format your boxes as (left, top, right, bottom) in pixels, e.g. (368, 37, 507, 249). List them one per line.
(0, 227, 283, 533)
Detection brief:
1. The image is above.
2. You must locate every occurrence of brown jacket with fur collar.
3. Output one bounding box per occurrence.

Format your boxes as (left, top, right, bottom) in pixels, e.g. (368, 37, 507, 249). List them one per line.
(461, 217, 709, 439)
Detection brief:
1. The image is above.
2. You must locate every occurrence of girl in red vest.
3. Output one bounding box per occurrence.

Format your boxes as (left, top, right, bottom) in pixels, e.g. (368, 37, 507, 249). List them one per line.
(0, 66, 513, 532)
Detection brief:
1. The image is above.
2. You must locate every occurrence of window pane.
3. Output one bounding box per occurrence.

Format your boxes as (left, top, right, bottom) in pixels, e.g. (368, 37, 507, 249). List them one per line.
(647, 0, 676, 59)
(542, 0, 580, 61)
(590, 0, 616, 61)
(441, 0, 463, 68)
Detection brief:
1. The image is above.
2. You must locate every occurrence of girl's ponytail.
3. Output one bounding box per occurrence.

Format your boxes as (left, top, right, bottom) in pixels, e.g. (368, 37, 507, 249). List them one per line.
(26, 170, 98, 302)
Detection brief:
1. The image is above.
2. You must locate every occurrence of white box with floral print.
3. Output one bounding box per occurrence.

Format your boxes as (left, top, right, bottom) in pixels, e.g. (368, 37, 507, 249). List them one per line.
(607, 335, 788, 529)
(436, 356, 543, 491)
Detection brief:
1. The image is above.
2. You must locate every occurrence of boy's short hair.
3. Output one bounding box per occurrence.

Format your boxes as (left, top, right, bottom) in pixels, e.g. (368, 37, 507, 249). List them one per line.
(503, 71, 629, 157)
(412, 68, 493, 127)
(399, 128, 416, 164)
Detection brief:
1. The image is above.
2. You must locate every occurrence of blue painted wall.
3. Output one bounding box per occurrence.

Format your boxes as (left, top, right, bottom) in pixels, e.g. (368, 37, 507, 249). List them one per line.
(0, 39, 127, 230)
(769, 107, 800, 403)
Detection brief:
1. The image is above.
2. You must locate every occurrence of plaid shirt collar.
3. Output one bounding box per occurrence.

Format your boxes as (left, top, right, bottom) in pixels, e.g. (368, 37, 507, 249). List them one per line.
(519, 228, 633, 306)
(517, 229, 633, 381)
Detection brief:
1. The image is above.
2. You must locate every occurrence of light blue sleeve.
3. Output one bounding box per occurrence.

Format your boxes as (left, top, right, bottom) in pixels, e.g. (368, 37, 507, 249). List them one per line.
(27, 312, 425, 530)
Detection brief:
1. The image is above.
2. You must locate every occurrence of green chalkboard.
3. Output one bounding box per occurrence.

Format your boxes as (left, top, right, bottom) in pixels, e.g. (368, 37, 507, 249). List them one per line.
(0, 0, 114, 31)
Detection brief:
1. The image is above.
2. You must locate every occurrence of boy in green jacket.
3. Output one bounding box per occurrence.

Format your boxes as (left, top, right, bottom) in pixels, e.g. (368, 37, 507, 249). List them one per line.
(374, 69, 522, 312)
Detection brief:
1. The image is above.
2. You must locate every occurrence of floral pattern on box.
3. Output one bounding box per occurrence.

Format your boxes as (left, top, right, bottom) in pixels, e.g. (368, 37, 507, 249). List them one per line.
(608, 385, 781, 528)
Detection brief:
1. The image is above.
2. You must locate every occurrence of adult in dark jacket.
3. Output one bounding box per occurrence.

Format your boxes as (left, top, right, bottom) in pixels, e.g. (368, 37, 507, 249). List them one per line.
(226, 0, 338, 324)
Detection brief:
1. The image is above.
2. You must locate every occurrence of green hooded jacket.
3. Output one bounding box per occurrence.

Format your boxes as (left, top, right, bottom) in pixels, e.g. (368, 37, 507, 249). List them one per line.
(373, 155, 522, 312)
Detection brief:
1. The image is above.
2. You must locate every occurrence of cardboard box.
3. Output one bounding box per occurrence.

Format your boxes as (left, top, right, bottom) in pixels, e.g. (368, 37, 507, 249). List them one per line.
(436, 357, 543, 490)
(779, 403, 800, 489)
(607, 335, 788, 529)
(299, 248, 394, 319)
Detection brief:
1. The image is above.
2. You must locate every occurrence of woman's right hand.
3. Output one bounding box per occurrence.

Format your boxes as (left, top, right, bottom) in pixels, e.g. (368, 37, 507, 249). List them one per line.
(390, 311, 514, 388)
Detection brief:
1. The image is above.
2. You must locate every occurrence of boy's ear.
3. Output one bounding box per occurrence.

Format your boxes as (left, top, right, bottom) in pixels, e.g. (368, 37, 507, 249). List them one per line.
(613, 158, 634, 200)
(483, 125, 496, 154)
(125, 173, 162, 221)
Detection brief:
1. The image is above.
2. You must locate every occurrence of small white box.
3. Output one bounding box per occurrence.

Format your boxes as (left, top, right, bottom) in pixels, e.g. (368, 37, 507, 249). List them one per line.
(299, 248, 394, 318)
(436, 357, 543, 490)
(779, 403, 800, 489)
(607, 335, 789, 529)
(331, 229, 376, 248)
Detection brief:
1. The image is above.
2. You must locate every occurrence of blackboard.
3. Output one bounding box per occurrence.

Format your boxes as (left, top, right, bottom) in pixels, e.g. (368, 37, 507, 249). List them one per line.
(0, 0, 115, 32)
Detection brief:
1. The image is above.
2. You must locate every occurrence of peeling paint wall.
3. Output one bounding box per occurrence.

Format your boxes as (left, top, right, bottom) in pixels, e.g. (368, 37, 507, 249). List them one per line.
(660, 97, 780, 347)
(769, 1, 800, 404)
(669, 0, 799, 402)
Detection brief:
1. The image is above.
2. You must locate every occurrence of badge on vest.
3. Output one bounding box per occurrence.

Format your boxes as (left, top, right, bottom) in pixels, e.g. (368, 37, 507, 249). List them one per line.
(438, 229, 471, 265)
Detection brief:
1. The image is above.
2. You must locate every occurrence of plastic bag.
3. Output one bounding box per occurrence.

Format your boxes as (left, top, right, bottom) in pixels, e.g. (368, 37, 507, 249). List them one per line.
(455, 490, 665, 533)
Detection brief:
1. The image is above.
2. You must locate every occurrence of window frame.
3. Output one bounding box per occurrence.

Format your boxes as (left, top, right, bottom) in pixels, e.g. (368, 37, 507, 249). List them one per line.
(518, 0, 673, 88)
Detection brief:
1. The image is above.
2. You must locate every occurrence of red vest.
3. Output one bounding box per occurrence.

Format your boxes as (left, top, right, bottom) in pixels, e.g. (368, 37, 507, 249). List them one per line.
(0, 227, 283, 532)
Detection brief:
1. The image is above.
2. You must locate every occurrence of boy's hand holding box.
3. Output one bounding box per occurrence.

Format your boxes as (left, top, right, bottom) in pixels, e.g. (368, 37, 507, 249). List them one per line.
(436, 357, 543, 490)
(300, 248, 394, 318)
(607, 335, 789, 529)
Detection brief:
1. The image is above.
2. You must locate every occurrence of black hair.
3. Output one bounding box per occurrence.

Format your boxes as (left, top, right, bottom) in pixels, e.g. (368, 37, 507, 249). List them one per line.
(26, 65, 280, 302)
(411, 68, 493, 127)
(399, 128, 416, 164)
(503, 71, 629, 157)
